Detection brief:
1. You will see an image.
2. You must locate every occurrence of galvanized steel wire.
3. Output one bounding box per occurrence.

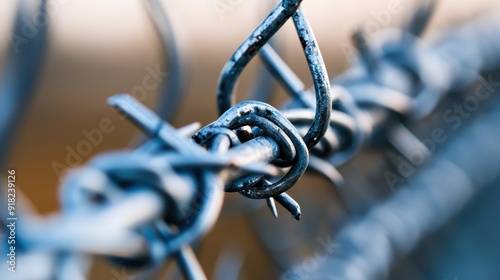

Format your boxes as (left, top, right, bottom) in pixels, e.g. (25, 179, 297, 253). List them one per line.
(2, 0, 500, 279)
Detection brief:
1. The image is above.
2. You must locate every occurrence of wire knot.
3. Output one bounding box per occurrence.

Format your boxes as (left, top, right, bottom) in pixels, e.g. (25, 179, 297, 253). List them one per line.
(194, 100, 309, 199)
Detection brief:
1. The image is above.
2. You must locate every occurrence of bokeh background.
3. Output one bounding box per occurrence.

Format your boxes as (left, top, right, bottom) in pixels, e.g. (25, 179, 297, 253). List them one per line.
(2, 0, 500, 279)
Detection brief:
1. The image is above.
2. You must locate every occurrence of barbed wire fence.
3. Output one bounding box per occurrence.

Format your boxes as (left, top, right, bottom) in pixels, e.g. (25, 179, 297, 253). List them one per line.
(2, 0, 500, 279)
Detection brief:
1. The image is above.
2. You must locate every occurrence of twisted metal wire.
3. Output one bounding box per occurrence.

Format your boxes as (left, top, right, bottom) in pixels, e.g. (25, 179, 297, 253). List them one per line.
(2, 0, 500, 279)
(304, 103, 500, 280)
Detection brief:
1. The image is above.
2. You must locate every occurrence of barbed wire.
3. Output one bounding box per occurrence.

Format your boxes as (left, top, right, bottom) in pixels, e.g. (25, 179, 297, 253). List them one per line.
(2, 0, 500, 279)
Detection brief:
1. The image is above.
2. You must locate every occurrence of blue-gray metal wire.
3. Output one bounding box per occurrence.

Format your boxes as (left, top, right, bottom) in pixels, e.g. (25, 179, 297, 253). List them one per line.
(145, 0, 186, 123)
(2, 0, 500, 279)
(0, 0, 48, 169)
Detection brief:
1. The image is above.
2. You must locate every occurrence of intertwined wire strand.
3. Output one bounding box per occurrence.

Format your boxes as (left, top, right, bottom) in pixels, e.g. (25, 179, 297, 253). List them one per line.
(2, 0, 500, 279)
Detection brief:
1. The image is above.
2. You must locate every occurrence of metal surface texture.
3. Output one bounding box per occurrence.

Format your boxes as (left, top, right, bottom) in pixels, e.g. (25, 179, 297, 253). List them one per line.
(2, 0, 500, 279)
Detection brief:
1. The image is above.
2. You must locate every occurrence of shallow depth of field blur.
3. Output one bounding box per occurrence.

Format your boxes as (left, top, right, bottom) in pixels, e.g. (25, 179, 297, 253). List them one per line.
(2, 0, 500, 279)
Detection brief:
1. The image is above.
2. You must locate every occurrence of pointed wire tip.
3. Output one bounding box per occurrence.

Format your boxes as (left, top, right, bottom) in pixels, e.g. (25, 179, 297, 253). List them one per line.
(178, 122, 202, 137)
(107, 93, 126, 105)
(266, 197, 278, 218)
(290, 205, 301, 220)
(351, 29, 367, 50)
(331, 175, 346, 189)
(274, 192, 301, 221)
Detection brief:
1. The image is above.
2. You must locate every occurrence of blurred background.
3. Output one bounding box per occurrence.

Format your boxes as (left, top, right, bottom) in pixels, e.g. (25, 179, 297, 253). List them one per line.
(2, 0, 500, 279)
